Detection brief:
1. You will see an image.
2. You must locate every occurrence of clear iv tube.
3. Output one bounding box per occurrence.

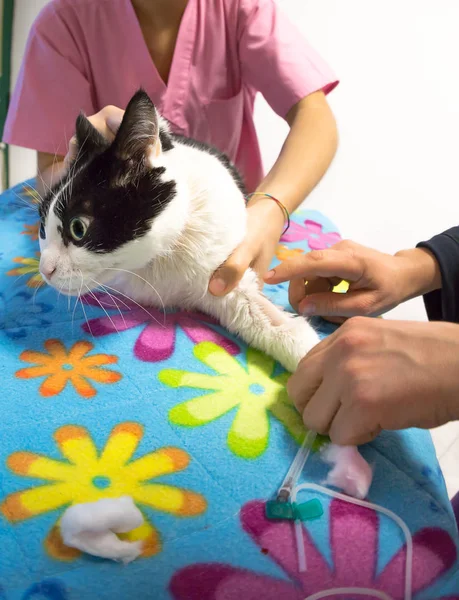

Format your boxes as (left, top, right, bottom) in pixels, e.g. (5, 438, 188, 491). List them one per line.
(305, 589, 393, 600)
(292, 483, 413, 600)
(277, 430, 317, 501)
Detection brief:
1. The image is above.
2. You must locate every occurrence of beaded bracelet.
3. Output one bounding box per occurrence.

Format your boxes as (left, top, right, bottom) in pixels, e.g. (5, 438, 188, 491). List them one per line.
(245, 192, 290, 235)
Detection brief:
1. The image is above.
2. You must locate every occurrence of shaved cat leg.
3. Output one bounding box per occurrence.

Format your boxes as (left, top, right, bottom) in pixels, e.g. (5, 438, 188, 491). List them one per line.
(199, 269, 319, 373)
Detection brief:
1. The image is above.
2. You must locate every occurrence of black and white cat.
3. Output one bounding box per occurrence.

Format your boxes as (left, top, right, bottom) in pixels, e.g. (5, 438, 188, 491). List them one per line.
(38, 90, 372, 500)
(38, 90, 319, 372)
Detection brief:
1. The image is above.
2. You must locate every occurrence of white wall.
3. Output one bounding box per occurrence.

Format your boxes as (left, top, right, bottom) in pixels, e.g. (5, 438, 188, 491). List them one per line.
(8, 0, 459, 320)
(255, 0, 459, 321)
(8, 0, 49, 187)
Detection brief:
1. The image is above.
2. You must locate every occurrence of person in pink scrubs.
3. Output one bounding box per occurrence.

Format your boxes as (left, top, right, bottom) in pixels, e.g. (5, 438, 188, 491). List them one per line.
(3, 0, 339, 295)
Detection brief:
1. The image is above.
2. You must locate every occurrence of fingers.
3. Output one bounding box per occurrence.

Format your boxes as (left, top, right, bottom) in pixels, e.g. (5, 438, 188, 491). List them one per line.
(288, 277, 307, 312)
(106, 110, 124, 135)
(289, 276, 342, 313)
(299, 290, 376, 318)
(329, 405, 381, 446)
(209, 245, 251, 296)
(301, 380, 341, 435)
(265, 248, 364, 284)
(87, 106, 125, 142)
(287, 340, 328, 413)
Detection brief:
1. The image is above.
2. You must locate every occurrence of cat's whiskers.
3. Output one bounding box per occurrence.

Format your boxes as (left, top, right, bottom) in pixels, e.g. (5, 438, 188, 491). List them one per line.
(9, 190, 39, 212)
(68, 132, 89, 200)
(78, 270, 93, 337)
(36, 169, 53, 198)
(103, 267, 166, 322)
(31, 283, 42, 307)
(68, 271, 73, 311)
(49, 150, 60, 195)
(90, 278, 165, 329)
(56, 280, 66, 305)
(23, 182, 45, 205)
(71, 282, 81, 334)
(84, 285, 121, 336)
(88, 281, 129, 329)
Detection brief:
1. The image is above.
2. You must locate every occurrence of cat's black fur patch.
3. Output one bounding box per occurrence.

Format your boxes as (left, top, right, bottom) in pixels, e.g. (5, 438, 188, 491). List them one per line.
(41, 90, 176, 253)
(52, 156, 175, 253)
(40, 89, 244, 253)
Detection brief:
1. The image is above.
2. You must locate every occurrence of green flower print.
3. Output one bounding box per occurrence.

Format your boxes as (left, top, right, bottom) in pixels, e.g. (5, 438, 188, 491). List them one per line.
(159, 342, 306, 459)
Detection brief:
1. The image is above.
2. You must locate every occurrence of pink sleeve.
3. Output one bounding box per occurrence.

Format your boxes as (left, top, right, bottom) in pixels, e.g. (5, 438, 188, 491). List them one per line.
(3, 3, 95, 156)
(238, 0, 338, 117)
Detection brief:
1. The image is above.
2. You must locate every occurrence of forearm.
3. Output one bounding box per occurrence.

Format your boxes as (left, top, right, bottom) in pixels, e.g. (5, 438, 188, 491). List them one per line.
(252, 91, 338, 214)
(37, 154, 66, 196)
(394, 247, 442, 303)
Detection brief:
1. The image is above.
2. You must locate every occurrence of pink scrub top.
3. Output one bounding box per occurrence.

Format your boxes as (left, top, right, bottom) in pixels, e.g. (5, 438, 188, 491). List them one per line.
(3, 0, 338, 191)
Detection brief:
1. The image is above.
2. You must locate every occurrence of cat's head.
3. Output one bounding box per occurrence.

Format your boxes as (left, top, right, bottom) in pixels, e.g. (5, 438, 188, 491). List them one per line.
(38, 90, 179, 295)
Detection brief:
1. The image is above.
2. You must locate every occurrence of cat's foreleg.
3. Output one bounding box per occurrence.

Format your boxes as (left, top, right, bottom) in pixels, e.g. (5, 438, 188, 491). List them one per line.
(199, 269, 319, 372)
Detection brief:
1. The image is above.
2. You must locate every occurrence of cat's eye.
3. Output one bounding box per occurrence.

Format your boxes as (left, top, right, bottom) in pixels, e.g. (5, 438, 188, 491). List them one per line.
(39, 221, 46, 240)
(69, 217, 88, 242)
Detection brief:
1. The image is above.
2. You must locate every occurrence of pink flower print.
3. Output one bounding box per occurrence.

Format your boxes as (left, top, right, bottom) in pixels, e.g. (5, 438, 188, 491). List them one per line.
(82, 293, 239, 362)
(281, 219, 341, 250)
(170, 499, 458, 600)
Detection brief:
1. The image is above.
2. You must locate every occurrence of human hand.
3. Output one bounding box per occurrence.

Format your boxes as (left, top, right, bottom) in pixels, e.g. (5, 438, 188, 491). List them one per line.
(64, 105, 125, 169)
(265, 240, 442, 319)
(288, 317, 459, 445)
(37, 105, 126, 194)
(209, 197, 285, 296)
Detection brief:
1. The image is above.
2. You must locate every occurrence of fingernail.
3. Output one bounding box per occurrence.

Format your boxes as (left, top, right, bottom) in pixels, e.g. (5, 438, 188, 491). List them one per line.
(302, 303, 316, 316)
(210, 278, 226, 295)
(265, 270, 275, 280)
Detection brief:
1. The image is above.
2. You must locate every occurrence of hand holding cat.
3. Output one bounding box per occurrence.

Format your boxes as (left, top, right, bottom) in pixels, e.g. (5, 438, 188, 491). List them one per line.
(209, 196, 285, 296)
(64, 105, 124, 168)
(287, 317, 459, 445)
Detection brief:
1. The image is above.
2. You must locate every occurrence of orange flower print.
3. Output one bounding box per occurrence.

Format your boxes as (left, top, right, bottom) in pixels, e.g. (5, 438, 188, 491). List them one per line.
(16, 339, 122, 398)
(1, 422, 207, 560)
(7, 252, 43, 288)
(275, 245, 304, 262)
(21, 222, 40, 242)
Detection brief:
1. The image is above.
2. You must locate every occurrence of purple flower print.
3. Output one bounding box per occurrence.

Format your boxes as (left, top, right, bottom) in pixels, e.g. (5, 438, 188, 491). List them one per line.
(82, 293, 239, 362)
(281, 219, 341, 250)
(170, 499, 458, 600)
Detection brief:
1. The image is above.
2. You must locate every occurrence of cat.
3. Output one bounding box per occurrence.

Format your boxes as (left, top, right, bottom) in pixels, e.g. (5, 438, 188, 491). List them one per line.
(38, 89, 372, 500)
(38, 89, 320, 372)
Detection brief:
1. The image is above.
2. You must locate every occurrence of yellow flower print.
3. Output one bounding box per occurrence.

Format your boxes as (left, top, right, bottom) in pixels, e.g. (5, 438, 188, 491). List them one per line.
(275, 244, 304, 262)
(16, 339, 122, 398)
(7, 252, 43, 288)
(160, 342, 316, 459)
(1, 422, 207, 560)
(21, 222, 40, 242)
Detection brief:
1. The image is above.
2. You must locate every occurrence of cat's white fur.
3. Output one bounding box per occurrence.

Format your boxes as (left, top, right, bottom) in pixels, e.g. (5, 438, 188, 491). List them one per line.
(40, 128, 319, 373)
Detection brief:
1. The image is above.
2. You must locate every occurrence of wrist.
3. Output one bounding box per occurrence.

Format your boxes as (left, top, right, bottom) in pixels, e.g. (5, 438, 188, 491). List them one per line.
(246, 193, 287, 234)
(394, 248, 442, 302)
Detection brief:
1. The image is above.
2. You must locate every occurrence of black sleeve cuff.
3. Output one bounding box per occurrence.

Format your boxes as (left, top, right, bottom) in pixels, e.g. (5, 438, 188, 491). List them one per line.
(417, 227, 459, 323)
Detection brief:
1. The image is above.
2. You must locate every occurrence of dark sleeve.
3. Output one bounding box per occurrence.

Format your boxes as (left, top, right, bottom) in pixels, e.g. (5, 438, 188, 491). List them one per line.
(417, 227, 459, 323)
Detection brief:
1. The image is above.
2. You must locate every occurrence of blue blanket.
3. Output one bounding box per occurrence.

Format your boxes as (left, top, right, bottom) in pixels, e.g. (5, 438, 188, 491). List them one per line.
(0, 180, 458, 599)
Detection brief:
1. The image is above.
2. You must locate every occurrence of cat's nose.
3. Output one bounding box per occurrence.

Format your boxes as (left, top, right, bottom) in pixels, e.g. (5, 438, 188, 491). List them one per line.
(41, 264, 56, 280)
(40, 255, 57, 280)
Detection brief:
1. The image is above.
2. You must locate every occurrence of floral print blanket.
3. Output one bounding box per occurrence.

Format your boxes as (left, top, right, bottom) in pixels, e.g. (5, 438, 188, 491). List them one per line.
(0, 180, 458, 599)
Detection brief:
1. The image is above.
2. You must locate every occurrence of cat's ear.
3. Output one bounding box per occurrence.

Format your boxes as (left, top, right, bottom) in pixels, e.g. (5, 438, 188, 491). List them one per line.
(112, 89, 161, 164)
(75, 113, 109, 159)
